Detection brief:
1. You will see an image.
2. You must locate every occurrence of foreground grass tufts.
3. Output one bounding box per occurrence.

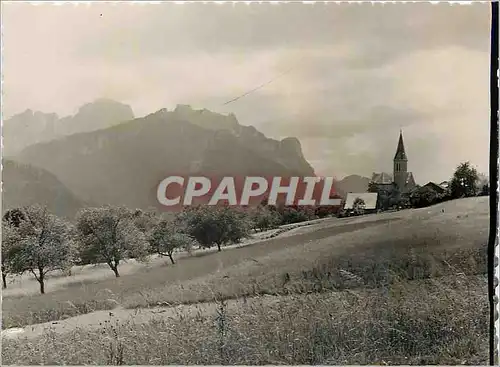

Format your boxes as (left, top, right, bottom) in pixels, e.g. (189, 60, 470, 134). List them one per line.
(2, 275, 488, 365)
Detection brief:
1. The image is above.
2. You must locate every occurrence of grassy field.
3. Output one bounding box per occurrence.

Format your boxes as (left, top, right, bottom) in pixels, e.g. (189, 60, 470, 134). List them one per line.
(2, 197, 490, 365)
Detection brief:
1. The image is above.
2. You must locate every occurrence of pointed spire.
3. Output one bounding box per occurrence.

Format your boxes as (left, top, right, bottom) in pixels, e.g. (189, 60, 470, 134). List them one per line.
(394, 130, 407, 160)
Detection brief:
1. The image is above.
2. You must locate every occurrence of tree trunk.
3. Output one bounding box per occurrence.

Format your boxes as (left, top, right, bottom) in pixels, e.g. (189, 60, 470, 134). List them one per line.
(2, 272, 7, 289)
(39, 273, 45, 294)
(217, 243, 222, 252)
(168, 254, 175, 265)
(108, 259, 120, 277)
(112, 266, 120, 277)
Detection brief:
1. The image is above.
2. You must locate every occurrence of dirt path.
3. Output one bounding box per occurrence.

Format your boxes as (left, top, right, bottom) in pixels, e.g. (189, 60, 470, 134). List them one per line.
(2, 294, 287, 340)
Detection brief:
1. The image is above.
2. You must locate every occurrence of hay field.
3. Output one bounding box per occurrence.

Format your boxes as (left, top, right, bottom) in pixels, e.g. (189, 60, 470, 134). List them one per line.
(2, 197, 489, 365)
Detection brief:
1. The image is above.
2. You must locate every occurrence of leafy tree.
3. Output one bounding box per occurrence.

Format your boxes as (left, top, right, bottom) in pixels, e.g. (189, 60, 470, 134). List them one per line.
(3, 208, 27, 228)
(4, 205, 75, 294)
(132, 208, 159, 234)
(75, 206, 150, 277)
(250, 205, 282, 231)
(476, 173, 489, 195)
(314, 205, 339, 218)
(450, 162, 479, 199)
(352, 197, 366, 215)
(2, 209, 27, 288)
(368, 183, 398, 211)
(388, 183, 402, 209)
(2, 221, 19, 289)
(480, 184, 490, 196)
(409, 187, 442, 208)
(177, 205, 251, 252)
(278, 205, 316, 225)
(148, 220, 197, 264)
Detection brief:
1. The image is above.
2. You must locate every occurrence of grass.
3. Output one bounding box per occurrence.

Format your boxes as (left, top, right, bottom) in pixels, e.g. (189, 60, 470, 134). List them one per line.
(1, 216, 400, 328)
(2, 273, 488, 365)
(1, 198, 490, 364)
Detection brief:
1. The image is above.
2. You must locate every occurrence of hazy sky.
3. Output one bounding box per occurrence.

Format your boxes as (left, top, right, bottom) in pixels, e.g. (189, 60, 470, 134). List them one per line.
(2, 2, 492, 183)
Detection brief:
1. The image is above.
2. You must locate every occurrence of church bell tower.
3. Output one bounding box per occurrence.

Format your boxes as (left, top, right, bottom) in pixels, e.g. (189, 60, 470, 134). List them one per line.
(393, 130, 408, 191)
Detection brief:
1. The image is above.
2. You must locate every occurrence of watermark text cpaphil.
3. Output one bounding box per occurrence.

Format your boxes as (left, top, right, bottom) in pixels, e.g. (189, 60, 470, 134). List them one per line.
(156, 176, 342, 208)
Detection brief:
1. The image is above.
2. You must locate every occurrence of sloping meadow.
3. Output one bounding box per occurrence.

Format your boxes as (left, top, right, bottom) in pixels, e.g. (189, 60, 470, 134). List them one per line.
(2, 199, 489, 365)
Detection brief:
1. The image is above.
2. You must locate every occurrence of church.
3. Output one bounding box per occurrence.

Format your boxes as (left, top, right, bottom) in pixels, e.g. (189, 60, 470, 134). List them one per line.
(371, 130, 416, 194)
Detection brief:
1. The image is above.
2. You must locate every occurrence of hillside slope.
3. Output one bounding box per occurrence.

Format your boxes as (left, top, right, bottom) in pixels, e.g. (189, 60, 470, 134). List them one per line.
(15, 106, 316, 209)
(2, 159, 86, 219)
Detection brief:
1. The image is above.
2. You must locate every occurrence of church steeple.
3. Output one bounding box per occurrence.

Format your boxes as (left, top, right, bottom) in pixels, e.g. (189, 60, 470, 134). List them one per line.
(393, 130, 408, 192)
(394, 129, 407, 161)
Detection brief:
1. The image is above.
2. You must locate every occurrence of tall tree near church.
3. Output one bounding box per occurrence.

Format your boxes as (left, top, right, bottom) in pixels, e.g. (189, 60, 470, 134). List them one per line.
(450, 162, 479, 199)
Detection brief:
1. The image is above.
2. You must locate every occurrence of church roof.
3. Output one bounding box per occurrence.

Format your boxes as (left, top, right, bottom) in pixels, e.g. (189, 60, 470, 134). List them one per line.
(405, 172, 415, 184)
(394, 130, 407, 161)
(372, 172, 393, 184)
(371, 171, 415, 187)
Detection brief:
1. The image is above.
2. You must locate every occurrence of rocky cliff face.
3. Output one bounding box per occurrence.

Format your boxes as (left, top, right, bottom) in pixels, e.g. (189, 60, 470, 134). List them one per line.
(3, 99, 135, 156)
(14, 104, 315, 210)
(169, 105, 315, 176)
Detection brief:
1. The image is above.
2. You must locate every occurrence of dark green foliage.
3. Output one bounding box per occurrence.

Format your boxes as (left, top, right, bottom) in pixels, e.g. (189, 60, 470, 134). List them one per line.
(410, 187, 442, 208)
(75, 206, 150, 277)
(2, 205, 75, 294)
(148, 219, 197, 264)
(314, 205, 339, 218)
(480, 184, 489, 196)
(450, 162, 479, 199)
(278, 205, 316, 225)
(177, 205, 251, 251)
(250, 206, 282, 231)
(3, 208, 27, 228)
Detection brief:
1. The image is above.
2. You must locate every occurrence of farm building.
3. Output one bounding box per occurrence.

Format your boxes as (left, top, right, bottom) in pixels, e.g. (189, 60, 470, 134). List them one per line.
(422, 182, 446, 195)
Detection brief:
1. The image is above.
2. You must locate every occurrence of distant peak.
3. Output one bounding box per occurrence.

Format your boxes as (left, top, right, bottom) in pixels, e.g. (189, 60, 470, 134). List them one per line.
(79, 98, 132, 109)
(280, 137, 301, 148)
(75, 99, 135, 121)
(174, 104, 193, 112)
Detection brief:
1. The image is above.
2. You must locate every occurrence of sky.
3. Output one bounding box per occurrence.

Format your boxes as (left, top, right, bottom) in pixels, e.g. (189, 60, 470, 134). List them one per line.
(2, 2, 492, 183)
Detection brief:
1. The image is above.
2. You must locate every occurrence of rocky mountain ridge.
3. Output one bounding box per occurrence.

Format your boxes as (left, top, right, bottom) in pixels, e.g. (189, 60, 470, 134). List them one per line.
(12, 104, 315, 210)
(3, 98, 135, 156)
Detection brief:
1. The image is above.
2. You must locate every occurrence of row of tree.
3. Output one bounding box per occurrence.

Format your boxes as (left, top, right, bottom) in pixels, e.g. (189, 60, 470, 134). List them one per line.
(2, 201, 337, 294)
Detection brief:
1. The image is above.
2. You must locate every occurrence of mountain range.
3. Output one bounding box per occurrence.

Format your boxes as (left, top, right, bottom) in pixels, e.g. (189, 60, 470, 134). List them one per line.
(3, 98, 135, 157)
(4, 99, 371, 218)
